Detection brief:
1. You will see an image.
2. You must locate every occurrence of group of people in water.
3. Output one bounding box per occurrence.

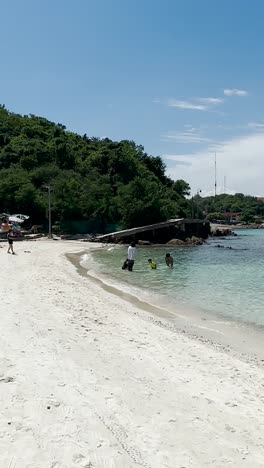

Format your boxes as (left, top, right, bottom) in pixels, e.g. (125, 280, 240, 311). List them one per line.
(122, 241, 174, 272)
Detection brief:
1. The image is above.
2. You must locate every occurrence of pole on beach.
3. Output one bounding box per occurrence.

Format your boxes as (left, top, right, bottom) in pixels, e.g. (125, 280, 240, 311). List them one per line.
(42, 184, 52, 238)
(214, 153, 217, 198)
(196, 189, 202, 219)
(48, 185, 52, 238)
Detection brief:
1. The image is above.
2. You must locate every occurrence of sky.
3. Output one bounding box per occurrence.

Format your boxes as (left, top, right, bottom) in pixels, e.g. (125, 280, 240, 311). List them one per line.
(1, 0, 264, 196)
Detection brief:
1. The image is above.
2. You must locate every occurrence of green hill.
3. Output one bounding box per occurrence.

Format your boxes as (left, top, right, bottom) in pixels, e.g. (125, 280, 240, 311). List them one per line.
(0, 105, 190, 232)
(197, 193, 264, 223)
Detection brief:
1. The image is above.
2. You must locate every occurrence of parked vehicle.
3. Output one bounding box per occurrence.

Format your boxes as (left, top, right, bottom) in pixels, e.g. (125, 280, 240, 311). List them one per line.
(9, 214, 30, 224)
(9, 216, 23, 224)
(12, 214, 30, 220)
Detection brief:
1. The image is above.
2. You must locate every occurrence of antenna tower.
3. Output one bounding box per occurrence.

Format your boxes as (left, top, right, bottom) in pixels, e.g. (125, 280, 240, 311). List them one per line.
(214, 153, 217, 197)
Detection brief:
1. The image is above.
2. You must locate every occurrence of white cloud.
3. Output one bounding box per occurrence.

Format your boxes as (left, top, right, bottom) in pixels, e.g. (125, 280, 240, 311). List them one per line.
(224, 88, 248, 96)
(197, 97, 223, 104)
(167, 96, 224, 111)
(163, 132, 264, 196)
(168, 99, 208, 111)
(162, 128, 211, 144)
(248, 122, 264, 129)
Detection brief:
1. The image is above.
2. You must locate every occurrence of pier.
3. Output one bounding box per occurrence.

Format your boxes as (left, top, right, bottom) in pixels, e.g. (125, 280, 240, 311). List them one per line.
(97, 218, 210, 244)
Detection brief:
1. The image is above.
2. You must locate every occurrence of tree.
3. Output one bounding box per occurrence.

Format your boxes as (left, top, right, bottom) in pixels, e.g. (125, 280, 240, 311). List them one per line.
(0, 105, 191, 231)
(117, 176, 178, 228)
(198, 194, 264, 222)
(207, 212, 225, 222)
(172, 180, 191, 198)
(240, 210, 255, 224)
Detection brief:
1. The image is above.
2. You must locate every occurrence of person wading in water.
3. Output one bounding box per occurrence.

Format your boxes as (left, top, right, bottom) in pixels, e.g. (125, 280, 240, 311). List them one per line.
(165, 253, 173, 268)
(127, 241, 137, 271)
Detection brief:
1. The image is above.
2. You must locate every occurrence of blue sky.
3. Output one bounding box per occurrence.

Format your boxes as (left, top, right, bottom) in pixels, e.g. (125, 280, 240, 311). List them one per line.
(1, 0, 264, 195)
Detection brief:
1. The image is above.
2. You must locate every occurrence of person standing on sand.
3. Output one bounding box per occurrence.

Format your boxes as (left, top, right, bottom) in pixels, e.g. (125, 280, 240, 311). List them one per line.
(127, 241, 136, 271)
(7, 230, 15, 255)
(165, 253, 173, 267)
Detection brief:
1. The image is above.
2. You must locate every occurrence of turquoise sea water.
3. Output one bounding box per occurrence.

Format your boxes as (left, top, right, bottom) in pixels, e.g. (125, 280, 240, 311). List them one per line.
(83, 230, 264, 328)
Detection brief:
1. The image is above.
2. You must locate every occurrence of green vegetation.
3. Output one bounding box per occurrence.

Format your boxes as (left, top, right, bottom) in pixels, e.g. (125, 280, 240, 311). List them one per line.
(197, 193, 264, 223)
(0, 105, 190, 231)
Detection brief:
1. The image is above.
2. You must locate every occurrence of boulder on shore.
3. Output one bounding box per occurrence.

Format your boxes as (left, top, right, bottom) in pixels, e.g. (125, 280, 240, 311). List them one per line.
(211, 227, 233, 237)
(167, 238, 185, 246)
(190, 236, 204, 245)
(184, 236, 203, 245)
(167, 236, 204, 246)
(138, 240, 152, 245)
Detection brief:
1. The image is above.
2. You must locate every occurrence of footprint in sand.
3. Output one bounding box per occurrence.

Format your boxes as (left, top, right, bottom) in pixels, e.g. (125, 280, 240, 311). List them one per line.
(225, 424, 236, 433)
(0, 376, 14, 383)
(225, 401, 238, 407)
(72, 454, 93, 467)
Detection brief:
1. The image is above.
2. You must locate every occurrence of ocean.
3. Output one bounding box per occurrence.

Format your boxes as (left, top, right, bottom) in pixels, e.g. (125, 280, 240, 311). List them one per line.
(81, 230, 264, 328)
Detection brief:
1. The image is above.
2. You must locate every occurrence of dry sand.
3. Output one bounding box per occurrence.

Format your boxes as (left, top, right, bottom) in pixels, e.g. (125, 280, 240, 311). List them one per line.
(0, 240, 264, 468)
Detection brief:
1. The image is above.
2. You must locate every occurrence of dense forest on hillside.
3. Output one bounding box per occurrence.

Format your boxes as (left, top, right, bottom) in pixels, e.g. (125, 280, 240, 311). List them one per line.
(197, 193, 264, 223)
(0, 105, 191, 231)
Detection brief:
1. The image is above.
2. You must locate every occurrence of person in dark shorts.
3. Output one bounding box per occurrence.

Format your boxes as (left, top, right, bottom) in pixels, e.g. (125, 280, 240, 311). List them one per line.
(7, 230, 15, 255)
(122, 259, 129, 270)
(165, 253, 173, 267)
(127, 241, 136, 271)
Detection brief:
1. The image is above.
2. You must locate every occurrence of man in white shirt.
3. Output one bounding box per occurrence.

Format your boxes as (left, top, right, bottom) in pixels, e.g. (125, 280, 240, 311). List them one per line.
(127, 241, 136, 271)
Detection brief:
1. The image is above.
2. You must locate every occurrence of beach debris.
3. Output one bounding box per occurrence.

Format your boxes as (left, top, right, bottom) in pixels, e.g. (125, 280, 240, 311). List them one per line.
(46, 399, 61, 409)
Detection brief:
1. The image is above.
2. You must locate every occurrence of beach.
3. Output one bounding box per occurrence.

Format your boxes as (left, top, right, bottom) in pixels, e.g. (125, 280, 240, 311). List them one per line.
(1, 240, 264, 468)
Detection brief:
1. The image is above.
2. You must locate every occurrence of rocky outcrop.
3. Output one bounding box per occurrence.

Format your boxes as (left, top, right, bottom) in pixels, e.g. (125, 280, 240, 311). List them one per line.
(167, 238, 186, 246)
(138, 240, 152, 245)
(167, 236, 204, 246)
(211, 227, 234, 237)
(186, 236, 204, 245)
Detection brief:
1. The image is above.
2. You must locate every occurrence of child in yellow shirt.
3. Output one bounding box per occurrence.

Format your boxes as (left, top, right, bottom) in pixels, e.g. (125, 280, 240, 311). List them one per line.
(148, 258, 157, 269)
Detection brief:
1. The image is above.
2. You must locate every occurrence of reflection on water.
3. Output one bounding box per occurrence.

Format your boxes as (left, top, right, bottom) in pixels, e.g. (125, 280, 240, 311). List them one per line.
(83, 230, 264, 327)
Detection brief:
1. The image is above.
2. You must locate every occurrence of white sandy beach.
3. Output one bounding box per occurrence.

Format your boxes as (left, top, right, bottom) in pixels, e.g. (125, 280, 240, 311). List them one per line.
(0, 240, 264, 468)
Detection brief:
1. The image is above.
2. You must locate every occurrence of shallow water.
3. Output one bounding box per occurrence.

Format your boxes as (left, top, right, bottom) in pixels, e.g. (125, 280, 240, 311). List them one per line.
(83, 230, 264, 327)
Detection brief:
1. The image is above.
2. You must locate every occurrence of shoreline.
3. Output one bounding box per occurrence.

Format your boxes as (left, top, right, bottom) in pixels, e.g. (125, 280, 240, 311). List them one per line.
(68, 249, 264, 366)
(1, 240, 264, 467)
